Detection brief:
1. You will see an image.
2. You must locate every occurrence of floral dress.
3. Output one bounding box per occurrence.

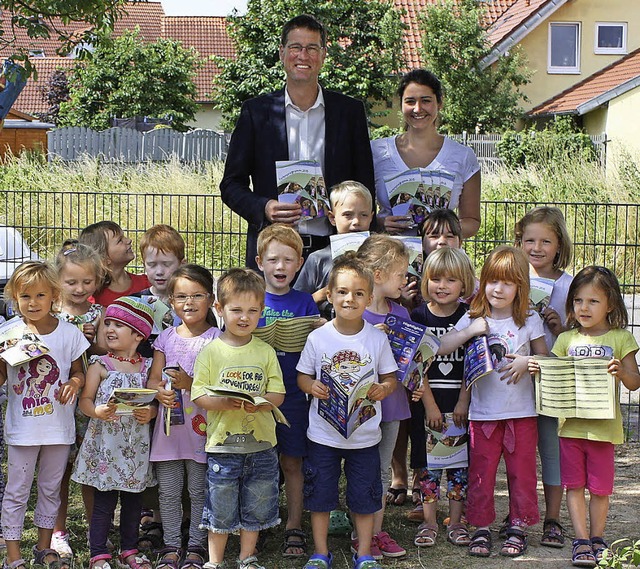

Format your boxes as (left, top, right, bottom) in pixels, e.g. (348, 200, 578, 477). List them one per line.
(72, 355, 155, 492)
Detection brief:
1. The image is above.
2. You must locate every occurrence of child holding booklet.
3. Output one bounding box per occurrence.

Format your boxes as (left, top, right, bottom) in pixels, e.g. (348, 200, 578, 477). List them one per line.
(191, 269, 285, 569)
(297, 254, 398, 569)
(354, 235, 419, 558)
(438, 246, 548, 558)
(514, 206, 574, 548)
(72, 296, 156, 569)
(255, 224, 320, 559)
(410, 247, 476, 548)
(530, 266, 640, 567)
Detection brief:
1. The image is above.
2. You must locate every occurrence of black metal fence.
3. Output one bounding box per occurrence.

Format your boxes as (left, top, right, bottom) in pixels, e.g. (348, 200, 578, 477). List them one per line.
(0, 190, 638, 440)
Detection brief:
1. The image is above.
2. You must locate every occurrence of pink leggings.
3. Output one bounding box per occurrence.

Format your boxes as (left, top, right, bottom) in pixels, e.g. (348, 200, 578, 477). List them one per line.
(466, 418, 539, 528)
(1, 444, 70, 540)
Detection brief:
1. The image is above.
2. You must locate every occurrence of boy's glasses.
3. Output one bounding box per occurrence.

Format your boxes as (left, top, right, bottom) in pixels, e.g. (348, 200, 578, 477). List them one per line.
(170, 293, 210, 304)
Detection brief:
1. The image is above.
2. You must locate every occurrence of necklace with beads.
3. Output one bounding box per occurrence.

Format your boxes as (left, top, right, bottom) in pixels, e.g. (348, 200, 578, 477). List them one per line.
(107, 352, 142, 364)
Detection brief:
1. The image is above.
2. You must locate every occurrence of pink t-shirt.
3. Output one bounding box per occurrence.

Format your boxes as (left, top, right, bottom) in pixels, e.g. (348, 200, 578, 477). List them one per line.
(150, 326, 220, 463)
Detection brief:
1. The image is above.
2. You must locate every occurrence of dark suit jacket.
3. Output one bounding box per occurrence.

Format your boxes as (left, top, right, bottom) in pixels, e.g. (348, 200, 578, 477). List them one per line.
(220, 87, 375, 267)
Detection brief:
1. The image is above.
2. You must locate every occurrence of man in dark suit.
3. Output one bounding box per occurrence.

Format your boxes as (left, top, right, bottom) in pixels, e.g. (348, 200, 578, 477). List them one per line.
(220, 14, 375, 268)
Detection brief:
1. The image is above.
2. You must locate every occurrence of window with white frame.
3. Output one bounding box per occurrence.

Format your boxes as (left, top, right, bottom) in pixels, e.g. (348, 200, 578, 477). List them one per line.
(548, 22, 580, 74)
(595, 22, 627, 55)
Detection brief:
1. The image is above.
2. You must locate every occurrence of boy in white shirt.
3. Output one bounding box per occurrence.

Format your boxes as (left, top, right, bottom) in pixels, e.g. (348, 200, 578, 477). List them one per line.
(297, 254, 398, 569)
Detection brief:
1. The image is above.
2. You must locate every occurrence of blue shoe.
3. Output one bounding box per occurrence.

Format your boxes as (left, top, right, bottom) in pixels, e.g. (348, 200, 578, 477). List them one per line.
(352, 555, 382, 569)
(303, 552, 333, 569)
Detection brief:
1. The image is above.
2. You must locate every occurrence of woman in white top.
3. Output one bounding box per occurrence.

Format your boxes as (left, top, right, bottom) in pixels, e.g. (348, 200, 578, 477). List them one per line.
(372, 69, 481, 239)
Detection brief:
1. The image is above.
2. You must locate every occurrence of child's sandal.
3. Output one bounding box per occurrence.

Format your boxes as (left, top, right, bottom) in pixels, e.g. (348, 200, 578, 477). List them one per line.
(303, 553, 333, 569)
(571, 539, 596, 567)
(33, 547, 63, 569)
(414, 522, 438, 547)
(118, 549, 153, 569)
(541, 518, 565, 548)
(446, 523, 471, 546)
(468, 529, 492, 557)
(180, 547, 207, 569)
(591, 537, 609, 563)
(235, 556, 264, 569)
(89, 555, 113, 569)
(3, 559, 29, 569)
(500, 527, 528, 558)
(156, 547, 181, 569)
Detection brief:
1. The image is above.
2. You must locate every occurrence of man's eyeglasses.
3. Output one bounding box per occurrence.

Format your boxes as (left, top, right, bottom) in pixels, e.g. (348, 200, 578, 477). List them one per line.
(170, 293, 210, 304)
(285, 43, 324, 56)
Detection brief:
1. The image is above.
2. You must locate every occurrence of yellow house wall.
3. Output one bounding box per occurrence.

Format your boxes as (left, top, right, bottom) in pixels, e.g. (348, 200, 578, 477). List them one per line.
(518, 0, 640, 110)
(602, 87, 640, 171)
(582, 106, 607, 135)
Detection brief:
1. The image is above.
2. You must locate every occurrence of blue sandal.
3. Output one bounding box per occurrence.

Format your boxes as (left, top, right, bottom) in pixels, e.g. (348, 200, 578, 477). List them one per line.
(303, 553, 333, 569)
(352, 555, 382, 569)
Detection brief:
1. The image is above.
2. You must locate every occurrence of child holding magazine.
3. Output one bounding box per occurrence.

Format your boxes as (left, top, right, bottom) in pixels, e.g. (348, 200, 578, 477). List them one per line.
(438, 246, 548, 558)
(410, 247, 476, 548)
(514, 206, 574, 548)
(530, 266, 640, 567)
(297, 254, 398, 569)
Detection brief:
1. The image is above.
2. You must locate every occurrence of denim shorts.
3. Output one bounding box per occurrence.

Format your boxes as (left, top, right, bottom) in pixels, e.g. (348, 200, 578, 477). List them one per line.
(201, 448, 280, 533)
(303, 440, 382, 515)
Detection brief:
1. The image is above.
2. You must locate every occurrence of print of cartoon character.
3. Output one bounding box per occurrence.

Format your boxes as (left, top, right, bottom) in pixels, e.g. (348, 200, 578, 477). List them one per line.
(488, 338, 508, 370)
(15, 354, 60, 413)
(321, 349, 371, 388)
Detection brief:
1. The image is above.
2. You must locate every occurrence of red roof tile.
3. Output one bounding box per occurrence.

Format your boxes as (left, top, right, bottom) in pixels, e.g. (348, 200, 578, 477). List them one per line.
(394, 0, 516, 71)
(486, 0, 554, 47)
(529, 48, 640, 115)
(14, 58, 76, 115)
(162, 16, 234, 102)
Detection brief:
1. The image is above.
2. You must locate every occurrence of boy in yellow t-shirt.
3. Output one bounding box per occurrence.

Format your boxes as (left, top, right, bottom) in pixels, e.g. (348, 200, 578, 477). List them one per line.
(192, 268, 285, 569)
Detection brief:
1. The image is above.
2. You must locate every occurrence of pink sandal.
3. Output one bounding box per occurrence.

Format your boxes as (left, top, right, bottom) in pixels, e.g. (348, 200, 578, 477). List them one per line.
(89, 554, 113, 569)
(118, 550, 152, 569)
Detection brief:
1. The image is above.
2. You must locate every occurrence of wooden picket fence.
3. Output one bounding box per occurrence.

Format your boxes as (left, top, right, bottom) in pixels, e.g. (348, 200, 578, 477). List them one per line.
(47, 127, 228, 162)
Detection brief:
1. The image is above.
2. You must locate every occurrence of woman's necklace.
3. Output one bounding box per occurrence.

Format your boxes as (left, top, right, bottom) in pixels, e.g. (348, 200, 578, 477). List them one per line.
(107, 352, 142, 364)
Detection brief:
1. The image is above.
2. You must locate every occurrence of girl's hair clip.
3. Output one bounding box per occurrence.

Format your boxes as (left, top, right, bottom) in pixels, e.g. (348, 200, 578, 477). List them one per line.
(63, 247, 78, 256)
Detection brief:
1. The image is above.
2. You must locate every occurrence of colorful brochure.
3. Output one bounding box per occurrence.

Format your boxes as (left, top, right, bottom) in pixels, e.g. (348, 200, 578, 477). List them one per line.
(108, 388, 157, 415)
(384, 314, 440, 392)
(276, 160, 330, 221)
(0, 317, 50, 366)
(426, 413, 469, 470)
(252, 315, 319, 353)
(463, 335, 494, 389)
(330, 231, 370, 259)
(138, 294, 176, 335)
(162, 366, 185, 436)
(534, 356, 616, 419)
(530, 277, 554, 314)
(317, 368, 377, 438)
(204, 387, 290, 426)
(392, 236, 423, 278)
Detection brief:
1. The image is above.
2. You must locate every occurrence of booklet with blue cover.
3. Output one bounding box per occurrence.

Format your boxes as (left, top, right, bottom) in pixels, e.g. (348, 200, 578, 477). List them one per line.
(463, 335, 494, 390)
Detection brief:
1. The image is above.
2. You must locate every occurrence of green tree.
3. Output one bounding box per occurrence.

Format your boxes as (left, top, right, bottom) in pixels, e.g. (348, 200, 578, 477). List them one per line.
(0, 1, 130, 74)
(57, 30, 201, 131)
(213, 0, 405, 131)
(420, 0, 531, 133)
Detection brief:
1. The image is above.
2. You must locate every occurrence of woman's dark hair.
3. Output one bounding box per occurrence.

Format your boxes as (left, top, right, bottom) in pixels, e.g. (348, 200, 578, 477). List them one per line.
(397, 69, 443, 103)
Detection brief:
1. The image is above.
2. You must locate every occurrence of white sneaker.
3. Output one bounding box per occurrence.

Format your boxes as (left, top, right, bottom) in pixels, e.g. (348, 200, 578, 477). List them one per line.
(51, 531, 73, 560)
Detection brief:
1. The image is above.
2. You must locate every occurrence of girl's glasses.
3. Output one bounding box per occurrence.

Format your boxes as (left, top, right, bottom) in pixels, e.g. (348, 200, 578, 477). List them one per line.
(170, 293, 210, 304)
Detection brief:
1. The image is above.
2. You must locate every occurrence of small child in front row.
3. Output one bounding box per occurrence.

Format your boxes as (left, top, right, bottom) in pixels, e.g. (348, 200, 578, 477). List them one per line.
(72, 297, 157, 569)
(410, 247, 476, 548)
(255, 224, 321, 559)
(514, 206, 574, 548)
(438, 246, 548, 558)
(80, 221, 150, 307)
(297, 254, 399, 569)
(52, 241, 109, 563)
(531, 266, 640, 567)
(191, 269, 285, 569)
(149, 265, 220, 569)
(0, 261, 89, 569)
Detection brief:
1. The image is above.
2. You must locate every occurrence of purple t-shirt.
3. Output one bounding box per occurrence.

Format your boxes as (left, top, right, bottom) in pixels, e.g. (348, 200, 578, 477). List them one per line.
(150, 326, 220, 463)
(364, 300, 411, 422)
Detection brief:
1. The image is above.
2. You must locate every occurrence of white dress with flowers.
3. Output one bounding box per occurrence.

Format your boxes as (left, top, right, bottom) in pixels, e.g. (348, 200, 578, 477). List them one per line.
(72, 355, 155, 492)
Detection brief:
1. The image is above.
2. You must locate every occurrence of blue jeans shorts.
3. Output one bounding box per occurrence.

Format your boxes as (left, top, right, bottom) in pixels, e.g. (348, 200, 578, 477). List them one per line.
(201, 448, 280, 533)
(303, 440, 382, 515)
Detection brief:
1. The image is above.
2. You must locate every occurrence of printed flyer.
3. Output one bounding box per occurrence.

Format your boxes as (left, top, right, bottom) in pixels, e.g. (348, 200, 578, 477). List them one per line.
(463, 335, 494, 390)
(426, 412, 469, 470)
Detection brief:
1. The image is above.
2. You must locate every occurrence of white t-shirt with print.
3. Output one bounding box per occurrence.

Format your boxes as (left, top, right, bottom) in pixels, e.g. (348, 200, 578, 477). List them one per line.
(455, 312, 544, 421)
(297, 321, 398, 449)
(5, 319, 90, 445)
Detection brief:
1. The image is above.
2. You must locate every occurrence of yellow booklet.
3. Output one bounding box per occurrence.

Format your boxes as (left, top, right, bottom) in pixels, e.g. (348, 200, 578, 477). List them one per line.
(204, 387, 290, 427)
(252, 316, 319, 353)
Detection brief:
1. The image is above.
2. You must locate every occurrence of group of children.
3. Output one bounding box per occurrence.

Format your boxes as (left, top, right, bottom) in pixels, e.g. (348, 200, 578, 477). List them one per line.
(0, 179, 636, 569)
